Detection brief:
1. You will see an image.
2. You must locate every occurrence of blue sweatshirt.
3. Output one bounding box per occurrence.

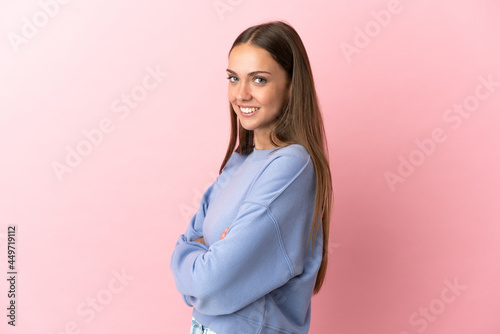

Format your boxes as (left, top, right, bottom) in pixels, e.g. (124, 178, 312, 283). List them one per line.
(170, 143, 323, 334)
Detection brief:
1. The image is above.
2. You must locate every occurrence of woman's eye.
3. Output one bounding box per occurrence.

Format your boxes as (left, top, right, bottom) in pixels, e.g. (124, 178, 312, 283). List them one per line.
(227, 76, 238, 82)
(254, 77, 267, 84)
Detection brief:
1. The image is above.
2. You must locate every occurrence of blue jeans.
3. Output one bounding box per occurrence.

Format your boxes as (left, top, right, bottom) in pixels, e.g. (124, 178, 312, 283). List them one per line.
(190, 317, 217, 334)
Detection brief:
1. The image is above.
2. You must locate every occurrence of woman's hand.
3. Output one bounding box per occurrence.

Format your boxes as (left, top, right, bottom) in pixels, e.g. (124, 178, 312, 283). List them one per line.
(192, 227, 229, 246)
(193, 237, 205, 245)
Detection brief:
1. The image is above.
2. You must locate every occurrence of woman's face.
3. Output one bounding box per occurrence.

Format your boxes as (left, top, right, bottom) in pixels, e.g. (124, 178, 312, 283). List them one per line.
(227, 42, 290, 148)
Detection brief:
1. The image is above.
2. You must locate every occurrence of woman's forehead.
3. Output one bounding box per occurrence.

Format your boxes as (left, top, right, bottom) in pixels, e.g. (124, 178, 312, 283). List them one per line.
(228, 43, 281, 74)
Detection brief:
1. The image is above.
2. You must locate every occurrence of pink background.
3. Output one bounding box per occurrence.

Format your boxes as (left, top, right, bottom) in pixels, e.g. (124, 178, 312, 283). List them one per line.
(1, 0, 499, 333)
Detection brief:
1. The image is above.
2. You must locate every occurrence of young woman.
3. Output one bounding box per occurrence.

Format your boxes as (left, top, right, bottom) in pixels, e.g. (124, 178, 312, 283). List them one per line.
(171, 20, 333, 334)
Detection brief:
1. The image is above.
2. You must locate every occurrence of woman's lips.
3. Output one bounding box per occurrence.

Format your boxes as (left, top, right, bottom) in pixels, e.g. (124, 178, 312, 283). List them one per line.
(239, 106, 260, 116)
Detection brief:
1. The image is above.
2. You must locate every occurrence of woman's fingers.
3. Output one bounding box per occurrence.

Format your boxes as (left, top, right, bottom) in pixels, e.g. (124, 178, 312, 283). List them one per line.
(193, 237, 205, 245)
(220, 227, 229, 240)
(193, 229, 228, 244)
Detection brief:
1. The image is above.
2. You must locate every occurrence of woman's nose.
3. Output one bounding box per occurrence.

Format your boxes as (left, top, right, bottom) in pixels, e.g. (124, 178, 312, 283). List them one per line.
(237, 81, 251, 101)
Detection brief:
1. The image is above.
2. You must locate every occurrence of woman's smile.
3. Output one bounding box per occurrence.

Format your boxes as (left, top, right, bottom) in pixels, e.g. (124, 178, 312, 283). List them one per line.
(238, 105, 260, 116)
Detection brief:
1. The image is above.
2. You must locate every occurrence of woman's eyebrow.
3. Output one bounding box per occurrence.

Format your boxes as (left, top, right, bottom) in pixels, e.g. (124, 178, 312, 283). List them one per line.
(226, 69, 272, 76)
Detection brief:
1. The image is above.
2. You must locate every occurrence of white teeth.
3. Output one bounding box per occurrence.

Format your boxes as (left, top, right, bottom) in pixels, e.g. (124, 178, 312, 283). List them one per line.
(240, 107, 260, 114)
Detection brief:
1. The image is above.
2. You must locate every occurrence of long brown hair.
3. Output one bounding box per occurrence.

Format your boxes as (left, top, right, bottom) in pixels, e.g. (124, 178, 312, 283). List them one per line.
(218, 20, 333, 294)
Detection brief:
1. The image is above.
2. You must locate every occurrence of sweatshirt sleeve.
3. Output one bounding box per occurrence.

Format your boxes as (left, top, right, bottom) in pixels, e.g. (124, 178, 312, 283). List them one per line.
(173, 172, 227, 307)
(170, 152, 317, 316)
(183, 180, 217, 244)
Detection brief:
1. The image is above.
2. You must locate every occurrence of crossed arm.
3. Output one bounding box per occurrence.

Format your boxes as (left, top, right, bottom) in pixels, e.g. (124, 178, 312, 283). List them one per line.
(171, 152, 315, 315)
